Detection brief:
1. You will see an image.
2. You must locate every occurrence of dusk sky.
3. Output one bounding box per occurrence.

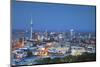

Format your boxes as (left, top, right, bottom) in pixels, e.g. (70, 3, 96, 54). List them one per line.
(11, 1, 96, 32)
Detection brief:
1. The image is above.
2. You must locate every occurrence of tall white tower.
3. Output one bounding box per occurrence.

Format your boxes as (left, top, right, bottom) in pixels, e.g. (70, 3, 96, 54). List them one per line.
(30, 17, 33, 40)
(70, 29, 74, 40)
(88, 33, 91, 39)
(70, 29, 74, 36)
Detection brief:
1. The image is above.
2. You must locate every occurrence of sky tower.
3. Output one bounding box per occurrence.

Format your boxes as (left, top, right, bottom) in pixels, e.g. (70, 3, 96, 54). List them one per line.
(30, 17, 33, 40)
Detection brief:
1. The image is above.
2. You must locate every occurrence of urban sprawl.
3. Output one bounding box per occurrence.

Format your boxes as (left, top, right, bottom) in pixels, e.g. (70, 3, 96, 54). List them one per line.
(11, 20, 96, 66)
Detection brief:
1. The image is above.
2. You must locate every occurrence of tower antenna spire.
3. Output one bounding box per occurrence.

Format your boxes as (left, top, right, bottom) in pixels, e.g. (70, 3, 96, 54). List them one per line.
(30, 16, 33, 40)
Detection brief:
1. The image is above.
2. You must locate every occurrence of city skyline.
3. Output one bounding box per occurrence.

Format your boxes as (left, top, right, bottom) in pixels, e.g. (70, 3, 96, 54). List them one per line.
(12, 1, 96, 32)
(11, 1, 96, 66)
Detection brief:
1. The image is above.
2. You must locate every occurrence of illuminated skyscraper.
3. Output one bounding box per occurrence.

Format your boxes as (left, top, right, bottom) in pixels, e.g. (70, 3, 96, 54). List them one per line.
(88, 33, 91, 39)
(44, 29, 48, 37)
(70, 29, 74, 36)
(70, 29, 74, 40)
